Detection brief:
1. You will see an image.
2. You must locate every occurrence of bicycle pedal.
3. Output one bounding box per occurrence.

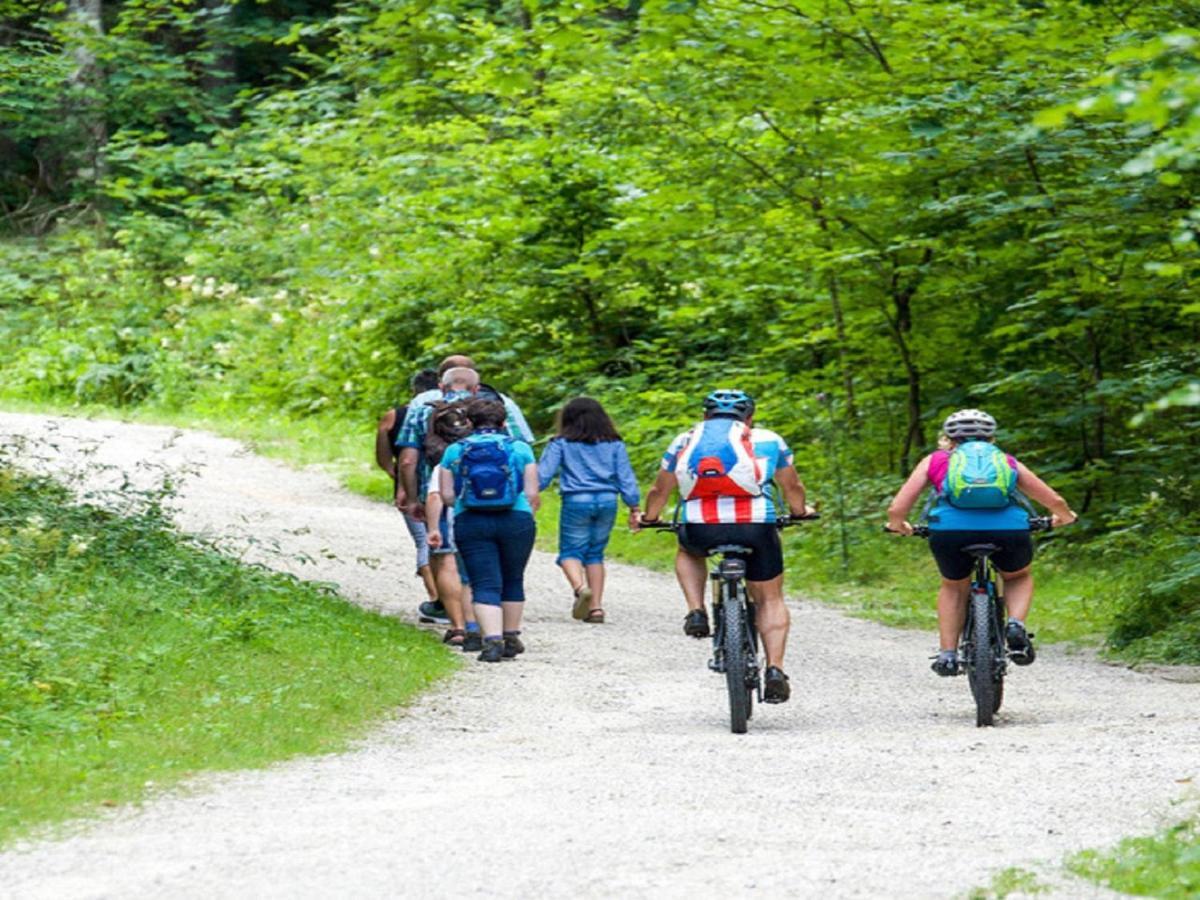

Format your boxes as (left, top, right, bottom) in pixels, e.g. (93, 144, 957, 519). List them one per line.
(708, 658, 726, 673)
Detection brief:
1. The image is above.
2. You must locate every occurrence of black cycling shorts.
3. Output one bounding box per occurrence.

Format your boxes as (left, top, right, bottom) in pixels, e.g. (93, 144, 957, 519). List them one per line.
(677, 523, 784, 582)
(928, 530, 1034, 581)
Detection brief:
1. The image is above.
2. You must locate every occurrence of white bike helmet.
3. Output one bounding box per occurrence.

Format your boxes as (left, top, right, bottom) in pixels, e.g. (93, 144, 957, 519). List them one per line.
(943, 408, 997, 441)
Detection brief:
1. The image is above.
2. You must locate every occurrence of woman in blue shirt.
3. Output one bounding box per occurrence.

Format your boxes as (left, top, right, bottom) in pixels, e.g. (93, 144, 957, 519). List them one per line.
(427, 400, 540, 663)
(538, 397, 641, 623)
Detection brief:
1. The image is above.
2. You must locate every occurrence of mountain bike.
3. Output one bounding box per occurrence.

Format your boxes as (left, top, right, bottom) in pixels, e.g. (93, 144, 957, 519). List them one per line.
(887, 517, 1052, 727)
(641, 514, 817, 734)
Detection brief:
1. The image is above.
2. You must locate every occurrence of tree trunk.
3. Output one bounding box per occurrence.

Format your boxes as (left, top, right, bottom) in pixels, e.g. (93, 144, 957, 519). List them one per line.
(828, 273, 859, 430)
(202, 0, 237, 124)
(68, 0, 106, 192)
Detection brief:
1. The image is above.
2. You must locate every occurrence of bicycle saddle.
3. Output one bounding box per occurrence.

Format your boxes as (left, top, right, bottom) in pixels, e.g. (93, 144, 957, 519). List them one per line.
(708, 544, 753, 556)
(961, 543, 1001, 557)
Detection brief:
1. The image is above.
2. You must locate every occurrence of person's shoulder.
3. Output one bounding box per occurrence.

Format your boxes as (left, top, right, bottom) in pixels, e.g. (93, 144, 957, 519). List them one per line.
(670, 424, 699, 444)
(750, 425, 787, 444)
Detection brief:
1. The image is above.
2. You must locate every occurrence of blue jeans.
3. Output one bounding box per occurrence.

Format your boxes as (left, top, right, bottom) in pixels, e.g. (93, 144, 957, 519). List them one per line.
(453, 510, 536, 606)
(558, 496, 617, 566)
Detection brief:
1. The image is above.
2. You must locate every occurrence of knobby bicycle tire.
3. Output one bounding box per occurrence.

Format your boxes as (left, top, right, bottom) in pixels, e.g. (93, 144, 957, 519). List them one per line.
(966, 590, 997, 727)
(720, 587, 752, 735)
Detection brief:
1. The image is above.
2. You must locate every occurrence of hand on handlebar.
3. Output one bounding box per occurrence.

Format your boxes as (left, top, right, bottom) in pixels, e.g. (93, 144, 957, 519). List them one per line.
(886, 519, 915, 536)
(1051, 510, 1077, 529)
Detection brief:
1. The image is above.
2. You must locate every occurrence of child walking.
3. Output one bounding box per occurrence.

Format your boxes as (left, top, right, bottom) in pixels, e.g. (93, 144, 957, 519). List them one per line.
(537, 397, 640, 623)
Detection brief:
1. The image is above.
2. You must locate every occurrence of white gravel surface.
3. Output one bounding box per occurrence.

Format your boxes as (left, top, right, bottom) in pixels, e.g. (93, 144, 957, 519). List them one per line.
(0, 412, 1195, 899)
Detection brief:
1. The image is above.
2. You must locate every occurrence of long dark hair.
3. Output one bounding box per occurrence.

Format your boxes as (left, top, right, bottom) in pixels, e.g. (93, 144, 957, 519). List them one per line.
(557, 397, 621, 443)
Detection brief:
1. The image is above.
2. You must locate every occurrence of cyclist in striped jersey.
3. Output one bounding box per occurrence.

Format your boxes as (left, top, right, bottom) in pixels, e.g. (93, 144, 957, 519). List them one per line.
(635, 390, 813, 703)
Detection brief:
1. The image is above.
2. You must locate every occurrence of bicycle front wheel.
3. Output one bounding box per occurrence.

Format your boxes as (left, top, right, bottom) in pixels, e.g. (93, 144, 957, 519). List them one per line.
(720, 589, 752, 735)
(966, 590, 997, 727)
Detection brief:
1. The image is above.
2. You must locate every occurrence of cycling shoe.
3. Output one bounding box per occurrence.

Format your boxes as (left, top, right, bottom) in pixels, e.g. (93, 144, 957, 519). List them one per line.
(1006, 620, 1036, 666)
(931, 651, 960, 677)
(763, 666, 790, 703)
(683, 608, 710, 638)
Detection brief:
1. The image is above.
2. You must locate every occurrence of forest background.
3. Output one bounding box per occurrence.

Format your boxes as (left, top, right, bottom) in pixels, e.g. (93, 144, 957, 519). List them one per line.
(1, 0, 1198, 661)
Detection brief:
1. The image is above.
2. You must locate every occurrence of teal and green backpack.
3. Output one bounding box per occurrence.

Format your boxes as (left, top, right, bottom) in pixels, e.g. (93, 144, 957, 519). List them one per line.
(944, 441, 1017, 509)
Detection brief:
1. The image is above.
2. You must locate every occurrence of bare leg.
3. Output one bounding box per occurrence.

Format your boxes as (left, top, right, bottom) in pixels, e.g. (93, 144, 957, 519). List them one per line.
(747, 576, 788, 668)
(585, 563, 606, 612)
(999, 566, 1033, 620)
(418, 565, 438, 602)
(560, 558, 586, 593)
(937, 577, 971, 650)
(501, 601, 523, 633)
(473, 603, 502, 637)
(431, 555, 464, 629)
(461, 583, 476, 625)
(675, 548, 707, 611)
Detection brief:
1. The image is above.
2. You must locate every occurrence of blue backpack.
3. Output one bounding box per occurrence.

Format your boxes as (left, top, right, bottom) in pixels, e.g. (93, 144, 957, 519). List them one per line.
(460, 437, 518, 510)
(944, 441, 1017, 509)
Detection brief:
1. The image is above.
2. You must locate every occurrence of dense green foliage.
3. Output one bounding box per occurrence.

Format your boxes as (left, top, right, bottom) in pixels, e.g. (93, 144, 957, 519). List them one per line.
(1, 0, 1197, 655)
(1069, 821, 1200, 899)
(0, 459, 454, 844)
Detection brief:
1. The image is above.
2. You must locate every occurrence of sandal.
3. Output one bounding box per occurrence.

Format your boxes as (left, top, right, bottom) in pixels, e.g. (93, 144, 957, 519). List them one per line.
(572, 585, 593, 621)
(442, 628, 465, 646)
(584, 608, 605, 624)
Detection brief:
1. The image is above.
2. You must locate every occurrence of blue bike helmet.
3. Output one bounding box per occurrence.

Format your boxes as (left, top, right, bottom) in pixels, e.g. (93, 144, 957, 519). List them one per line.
(703, 389, 755, 421)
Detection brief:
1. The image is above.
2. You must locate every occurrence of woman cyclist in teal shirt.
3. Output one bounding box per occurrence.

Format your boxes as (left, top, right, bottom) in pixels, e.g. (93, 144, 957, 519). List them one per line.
(887, 409, 1077, 676)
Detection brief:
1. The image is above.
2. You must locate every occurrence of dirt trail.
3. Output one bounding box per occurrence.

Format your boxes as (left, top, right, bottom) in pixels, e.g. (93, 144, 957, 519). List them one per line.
(0, 413, 1195, 899)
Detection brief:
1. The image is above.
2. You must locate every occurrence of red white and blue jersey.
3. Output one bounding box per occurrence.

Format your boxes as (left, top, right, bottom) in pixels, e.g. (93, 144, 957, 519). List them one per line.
(662, 420, 794, 524)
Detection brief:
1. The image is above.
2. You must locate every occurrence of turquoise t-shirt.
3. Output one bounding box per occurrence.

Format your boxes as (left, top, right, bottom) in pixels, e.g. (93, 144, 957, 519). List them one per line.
(439, 432, 535, 515)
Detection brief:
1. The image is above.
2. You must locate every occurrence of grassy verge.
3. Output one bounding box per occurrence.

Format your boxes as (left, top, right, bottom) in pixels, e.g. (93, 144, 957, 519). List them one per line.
(1068, 821, 1200, 898)
(0, 462, 457, 847)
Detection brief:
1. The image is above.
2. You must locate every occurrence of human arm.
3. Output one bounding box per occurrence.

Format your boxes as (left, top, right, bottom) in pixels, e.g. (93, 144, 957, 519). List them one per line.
(375, 410, 397, 479)
(637, 469, 677, 529)
(1015, 461, 1078, 527)
(775, 465, 814, 517)
(504, 396, 535, 443)
(523, 461, 541, 514)
(614, 442, 642, 512)
(536, 439, 562, 492)
(886, 456, 934, 535)
(424, 465, 453, 549)
(399, 447, 422, 520)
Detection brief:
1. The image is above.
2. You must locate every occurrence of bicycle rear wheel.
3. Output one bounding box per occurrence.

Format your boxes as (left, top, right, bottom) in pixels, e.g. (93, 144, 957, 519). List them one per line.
(720, 589, 752, 734)
(966, 590, 997, 727)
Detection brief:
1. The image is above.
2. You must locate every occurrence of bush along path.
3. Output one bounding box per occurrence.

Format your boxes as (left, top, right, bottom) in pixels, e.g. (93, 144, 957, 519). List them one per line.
(0, 412, 1196, 898)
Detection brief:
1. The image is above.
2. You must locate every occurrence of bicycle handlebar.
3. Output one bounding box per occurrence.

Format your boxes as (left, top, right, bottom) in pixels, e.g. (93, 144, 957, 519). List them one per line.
(883, 516, 1052, 539)
(639, 512, 820, 532)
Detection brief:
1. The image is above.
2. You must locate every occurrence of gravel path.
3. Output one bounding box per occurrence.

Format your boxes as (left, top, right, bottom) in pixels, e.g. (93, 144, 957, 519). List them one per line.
(0, 412, 1195, 899)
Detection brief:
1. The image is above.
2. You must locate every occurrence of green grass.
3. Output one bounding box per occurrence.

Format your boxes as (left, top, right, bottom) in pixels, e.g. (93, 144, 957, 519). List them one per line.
(966, 866, 1049, 898)
(0, 464, 457, 846)
(1069, 821, 1200, 898)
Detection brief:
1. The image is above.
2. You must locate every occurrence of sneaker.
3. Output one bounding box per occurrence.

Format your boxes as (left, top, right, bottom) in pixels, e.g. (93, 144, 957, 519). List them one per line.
(763, 666, 790, 704)
(502, 634, 525, 658)
(462, 631, 483, 653)
(1006, 620, 1036, 666)
(419, 600, 449, 625)
(478, 639, 504, 663)
(683, 608, 711, 638)
(931, 651, 960, 677)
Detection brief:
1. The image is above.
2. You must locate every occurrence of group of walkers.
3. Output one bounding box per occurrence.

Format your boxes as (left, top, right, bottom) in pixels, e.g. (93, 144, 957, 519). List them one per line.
(377, 355, 1077, 702)
(375, 355, 639, 663)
